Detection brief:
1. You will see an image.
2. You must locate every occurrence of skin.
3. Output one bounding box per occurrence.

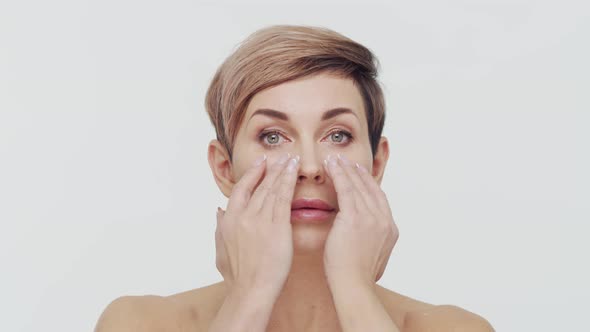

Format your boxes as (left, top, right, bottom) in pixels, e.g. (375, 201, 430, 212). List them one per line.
(208, 72, 394, 330)
(94, 72, 495, 332)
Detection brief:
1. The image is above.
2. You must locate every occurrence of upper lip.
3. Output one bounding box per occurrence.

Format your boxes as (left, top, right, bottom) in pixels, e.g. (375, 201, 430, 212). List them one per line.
(291, 198, 335, 211)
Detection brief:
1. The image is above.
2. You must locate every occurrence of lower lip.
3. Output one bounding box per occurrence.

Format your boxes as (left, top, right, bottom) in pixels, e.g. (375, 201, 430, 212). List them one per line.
(291, 208, 335, 223)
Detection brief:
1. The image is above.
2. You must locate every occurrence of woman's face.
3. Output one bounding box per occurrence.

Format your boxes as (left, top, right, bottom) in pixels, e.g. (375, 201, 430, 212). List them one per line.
(216, 72, 388, 253)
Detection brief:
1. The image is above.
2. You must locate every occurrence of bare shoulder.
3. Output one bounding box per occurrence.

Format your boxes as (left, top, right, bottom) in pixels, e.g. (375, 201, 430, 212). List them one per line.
(374, 286, 494, 332)
(403, 304, 495, 332)
(94, 294, 199, 332)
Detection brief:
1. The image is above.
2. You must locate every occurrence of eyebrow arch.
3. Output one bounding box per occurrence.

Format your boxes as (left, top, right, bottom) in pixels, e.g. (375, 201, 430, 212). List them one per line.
(248, 107, 358, 124)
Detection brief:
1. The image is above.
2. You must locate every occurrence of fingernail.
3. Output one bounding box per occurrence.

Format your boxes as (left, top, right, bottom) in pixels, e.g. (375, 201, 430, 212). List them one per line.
(253, 154, 267, 166)
(286, 156, 299, 172)
(356, 163, 368, 173)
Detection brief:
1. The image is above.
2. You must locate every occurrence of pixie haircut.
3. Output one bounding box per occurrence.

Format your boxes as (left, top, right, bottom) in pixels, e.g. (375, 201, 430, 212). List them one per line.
(205, 25, 386, 161)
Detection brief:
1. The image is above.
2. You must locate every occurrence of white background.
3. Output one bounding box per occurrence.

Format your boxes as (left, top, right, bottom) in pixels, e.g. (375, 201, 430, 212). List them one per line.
(1, 0, 588, 331)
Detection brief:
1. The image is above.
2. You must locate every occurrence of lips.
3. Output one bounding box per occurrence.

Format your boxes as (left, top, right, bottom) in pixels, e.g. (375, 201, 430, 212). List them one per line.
(291, 198, 335, 211)
(290, 198, 335, 223)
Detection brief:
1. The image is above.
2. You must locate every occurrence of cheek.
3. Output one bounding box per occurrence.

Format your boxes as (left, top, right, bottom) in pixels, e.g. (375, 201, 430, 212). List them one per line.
(342, 146, 371, 166)
(229, 153, 251, 182)
(231, 150, 272, 181)
(234, 134, 269, 160)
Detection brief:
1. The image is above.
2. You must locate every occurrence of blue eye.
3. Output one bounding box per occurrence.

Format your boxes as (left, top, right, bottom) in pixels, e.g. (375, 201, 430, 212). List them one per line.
(257, 129, 354, 149)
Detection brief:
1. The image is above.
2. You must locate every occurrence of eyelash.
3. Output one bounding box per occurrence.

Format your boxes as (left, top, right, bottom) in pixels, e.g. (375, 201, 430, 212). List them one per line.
(257, 129, 354, 149)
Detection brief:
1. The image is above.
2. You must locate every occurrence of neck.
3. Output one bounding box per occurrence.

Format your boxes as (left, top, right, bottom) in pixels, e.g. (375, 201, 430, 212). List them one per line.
(266, 251, 342, 332)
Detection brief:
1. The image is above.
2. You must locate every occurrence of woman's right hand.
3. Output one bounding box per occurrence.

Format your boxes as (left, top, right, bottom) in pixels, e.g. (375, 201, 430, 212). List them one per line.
(215, 152, 300, 296)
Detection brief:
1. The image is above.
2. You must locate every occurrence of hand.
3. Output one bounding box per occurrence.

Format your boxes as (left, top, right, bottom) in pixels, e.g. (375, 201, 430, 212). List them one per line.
(215, 153, 300, 295)
(322, 153, 399, 285)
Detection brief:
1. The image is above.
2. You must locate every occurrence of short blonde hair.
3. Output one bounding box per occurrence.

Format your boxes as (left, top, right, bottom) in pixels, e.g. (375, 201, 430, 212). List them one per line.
(205, 25, 386, 161)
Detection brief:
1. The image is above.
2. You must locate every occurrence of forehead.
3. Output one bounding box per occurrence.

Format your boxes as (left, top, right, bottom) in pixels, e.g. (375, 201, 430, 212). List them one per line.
(243, 73, 366, 126)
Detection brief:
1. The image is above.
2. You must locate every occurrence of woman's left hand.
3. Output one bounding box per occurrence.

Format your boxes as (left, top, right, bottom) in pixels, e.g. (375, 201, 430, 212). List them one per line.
(322, 153, 399, 285)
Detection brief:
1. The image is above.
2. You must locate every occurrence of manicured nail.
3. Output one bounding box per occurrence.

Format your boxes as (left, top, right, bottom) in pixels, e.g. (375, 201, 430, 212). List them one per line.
(253, 154, 267, 166)
(286, 156, 299, 172)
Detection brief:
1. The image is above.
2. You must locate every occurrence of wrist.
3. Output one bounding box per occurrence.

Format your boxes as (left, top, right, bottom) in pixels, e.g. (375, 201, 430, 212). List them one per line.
(227, 280, 282, 304)
(326, 271, 375, 291)
(326, 277, 399, 332)
(328, 275, 377, 293)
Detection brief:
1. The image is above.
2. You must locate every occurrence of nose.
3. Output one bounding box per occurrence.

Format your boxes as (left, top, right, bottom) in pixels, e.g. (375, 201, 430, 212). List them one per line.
(295, 149, 327, 184)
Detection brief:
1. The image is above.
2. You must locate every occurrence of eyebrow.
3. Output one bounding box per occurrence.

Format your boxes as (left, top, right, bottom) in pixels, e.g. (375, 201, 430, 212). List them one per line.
(248, 107, 358, 124)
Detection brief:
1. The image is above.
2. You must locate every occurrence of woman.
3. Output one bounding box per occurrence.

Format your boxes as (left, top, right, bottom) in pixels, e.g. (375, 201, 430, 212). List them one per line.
(95, 25, 494, 332)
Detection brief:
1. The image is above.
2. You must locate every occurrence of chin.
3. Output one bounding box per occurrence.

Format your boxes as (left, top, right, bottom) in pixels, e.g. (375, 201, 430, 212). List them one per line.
(291, 222, 332, 254)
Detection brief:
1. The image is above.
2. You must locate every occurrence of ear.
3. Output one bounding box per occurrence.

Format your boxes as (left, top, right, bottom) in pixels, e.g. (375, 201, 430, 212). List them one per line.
(207, 139, 234, 198)
(371, 137, 390, 185)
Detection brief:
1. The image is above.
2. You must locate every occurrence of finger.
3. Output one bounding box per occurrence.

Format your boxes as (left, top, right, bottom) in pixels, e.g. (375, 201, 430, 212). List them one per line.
(227, 155, 268, 212)
(324, 154, 356, 215)
(249, 153, 292, 213)
(331, 154, 365, 213)
(354, 162, 392, 216)
(269, 155, 300, 224)
(337, 154, 377, 212)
